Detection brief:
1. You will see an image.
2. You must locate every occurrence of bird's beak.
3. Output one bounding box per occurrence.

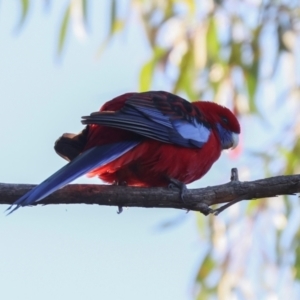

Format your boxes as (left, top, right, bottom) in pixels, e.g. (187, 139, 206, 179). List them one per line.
(231, 133, 239, 149)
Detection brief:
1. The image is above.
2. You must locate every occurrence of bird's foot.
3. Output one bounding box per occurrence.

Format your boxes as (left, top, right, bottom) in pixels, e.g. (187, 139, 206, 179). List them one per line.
(168, 178, 188, 202)
(113, 180, 127, 187)
(117, 206, 123, 214)
(168, 178, 218, 216)
(113, 180, 127, 214)
(54, 127, 89, 162)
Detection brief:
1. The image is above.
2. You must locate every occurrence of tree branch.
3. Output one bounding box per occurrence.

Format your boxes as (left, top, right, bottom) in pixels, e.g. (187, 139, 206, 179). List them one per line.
(0, 169, 299, 215)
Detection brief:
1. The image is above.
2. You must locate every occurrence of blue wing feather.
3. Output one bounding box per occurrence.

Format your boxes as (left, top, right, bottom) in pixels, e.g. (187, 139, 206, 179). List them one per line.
(82, 91, 211, 148)
(7, 141, 139, 214)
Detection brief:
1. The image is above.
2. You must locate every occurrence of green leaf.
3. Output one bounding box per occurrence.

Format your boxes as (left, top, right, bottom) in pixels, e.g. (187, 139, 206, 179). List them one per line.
(82, 0, 88, 27)
(243, 63, 258, 113)
(206, 18, 220, 61)
(112, 19, 125, 34)
(196, 289, 214, 300)
(96, 0, 124, 57)
(229, 42, 242, 65)
(109, 0, 124, 35)
(196, 253, 215, 281)
(281, 140, 300, 175)
(210, 63, 227, 94)
(57, 5, 71, 56)
(139, 47, 166, 91)
(182, 0, 196, 15)
(294, 232, 300, 280)
(173, 45, 198, 100)
(196, 213, 207, 237)
(17, 0, 30, 30)
(245, 198, 259, 214)
(140, 60, 155, 91)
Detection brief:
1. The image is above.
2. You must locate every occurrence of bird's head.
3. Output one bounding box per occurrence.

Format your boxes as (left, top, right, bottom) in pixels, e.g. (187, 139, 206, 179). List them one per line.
(195, 101, 240, 150)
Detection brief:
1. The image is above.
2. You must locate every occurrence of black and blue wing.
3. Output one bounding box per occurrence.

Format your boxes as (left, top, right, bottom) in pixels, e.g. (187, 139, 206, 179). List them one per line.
(82, 91, 211, 148)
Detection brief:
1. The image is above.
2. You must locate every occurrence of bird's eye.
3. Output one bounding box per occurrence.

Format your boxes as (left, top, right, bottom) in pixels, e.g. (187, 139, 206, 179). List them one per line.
(221, 116, 229, 124)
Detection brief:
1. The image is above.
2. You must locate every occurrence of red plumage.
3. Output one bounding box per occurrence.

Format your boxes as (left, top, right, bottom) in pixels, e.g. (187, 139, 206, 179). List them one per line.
(82, 91, 240, 187)
(9, 91, 240, 214)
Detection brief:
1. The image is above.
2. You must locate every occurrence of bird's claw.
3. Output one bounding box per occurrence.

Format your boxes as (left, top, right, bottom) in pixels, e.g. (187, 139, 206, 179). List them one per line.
(114, 181, 127, 214)
(168, 178, 188, 202)
(117, 206, 123, 214)
(113, 180, 127, 186)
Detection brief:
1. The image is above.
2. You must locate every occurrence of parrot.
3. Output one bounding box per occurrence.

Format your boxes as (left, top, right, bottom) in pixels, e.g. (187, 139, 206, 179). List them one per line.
(7, 91, 240, 214)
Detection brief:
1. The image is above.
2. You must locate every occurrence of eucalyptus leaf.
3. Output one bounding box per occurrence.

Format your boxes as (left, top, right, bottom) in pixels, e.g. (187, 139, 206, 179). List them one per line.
(17, 0, 30, 30)
(57, 5, 71, 56)
(139, 47, 166, 91)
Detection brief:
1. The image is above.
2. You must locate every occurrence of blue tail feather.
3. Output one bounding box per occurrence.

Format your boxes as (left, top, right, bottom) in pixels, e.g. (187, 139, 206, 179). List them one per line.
(7, 141, 139, 214)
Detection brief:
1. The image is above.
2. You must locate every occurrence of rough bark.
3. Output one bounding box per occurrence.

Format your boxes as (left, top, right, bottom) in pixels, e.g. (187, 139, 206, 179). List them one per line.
(1, 169, 299, 215)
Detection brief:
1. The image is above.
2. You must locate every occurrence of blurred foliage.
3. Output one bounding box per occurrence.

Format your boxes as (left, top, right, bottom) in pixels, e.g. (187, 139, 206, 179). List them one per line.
(15, 0, 299, 114)
(18, 0, 30, 29)
(14, 0, 300, 299)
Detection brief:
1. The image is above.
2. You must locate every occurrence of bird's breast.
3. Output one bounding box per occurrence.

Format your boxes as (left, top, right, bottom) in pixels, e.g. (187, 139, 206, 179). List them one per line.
(89, 133, 222, 187)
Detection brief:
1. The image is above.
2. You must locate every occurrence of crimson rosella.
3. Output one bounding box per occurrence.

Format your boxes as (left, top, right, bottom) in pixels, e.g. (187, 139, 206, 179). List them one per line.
(7, 91, 240, 214)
